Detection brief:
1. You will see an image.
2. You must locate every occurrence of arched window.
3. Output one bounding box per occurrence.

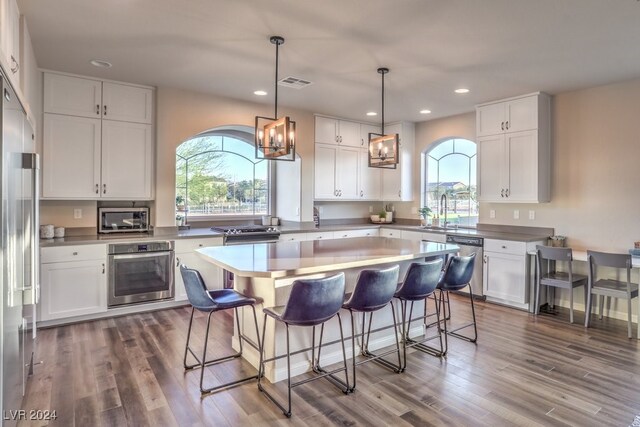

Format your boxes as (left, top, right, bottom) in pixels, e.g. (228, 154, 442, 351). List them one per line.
(176, 128, 270, 219)
(423, 138, 478, 227)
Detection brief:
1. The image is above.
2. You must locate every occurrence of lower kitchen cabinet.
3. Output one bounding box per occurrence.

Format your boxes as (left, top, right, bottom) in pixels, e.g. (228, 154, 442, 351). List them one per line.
(380, 228, 401, 238)
(40, 259, 107, 321)
(482, 238, 542, 310)
(174, 238, 223, 301)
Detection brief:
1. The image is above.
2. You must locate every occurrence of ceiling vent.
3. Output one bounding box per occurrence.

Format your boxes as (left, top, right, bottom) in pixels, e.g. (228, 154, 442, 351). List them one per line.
(278, 76, 313, 89)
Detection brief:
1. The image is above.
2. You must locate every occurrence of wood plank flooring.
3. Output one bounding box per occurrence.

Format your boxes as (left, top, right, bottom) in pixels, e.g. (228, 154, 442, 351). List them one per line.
(18, 296, 640, 426)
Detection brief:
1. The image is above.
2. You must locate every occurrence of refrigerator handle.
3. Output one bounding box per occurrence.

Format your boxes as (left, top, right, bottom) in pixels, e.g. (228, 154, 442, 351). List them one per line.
(22, 153, 40, 306)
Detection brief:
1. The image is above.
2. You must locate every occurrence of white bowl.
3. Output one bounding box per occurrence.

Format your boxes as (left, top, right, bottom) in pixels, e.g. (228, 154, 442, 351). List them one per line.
(370, 215, 380, 222)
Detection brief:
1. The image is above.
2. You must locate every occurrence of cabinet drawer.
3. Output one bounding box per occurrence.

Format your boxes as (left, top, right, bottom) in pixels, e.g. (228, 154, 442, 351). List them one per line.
(41, 244, 106, 264)
(174, 237, 223, 254)
(280, 233, 307, 242)
(307, 232, 335, 241)
(335, 229, 378, 238)
(484, 239, 526, 255)
(380, 228, 400, 238)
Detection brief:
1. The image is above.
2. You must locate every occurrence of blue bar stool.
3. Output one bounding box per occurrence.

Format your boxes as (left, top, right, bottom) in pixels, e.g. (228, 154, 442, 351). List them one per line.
(180, 265, 261, 395)
(394, 259, 444, 368)
(437, 253, 477, 355)
(341, 265, 401, 392)
(258, 273, 349, 418)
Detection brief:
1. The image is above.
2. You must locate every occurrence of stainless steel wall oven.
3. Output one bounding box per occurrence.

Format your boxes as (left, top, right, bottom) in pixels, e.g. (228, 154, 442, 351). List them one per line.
(107, 241, 174, 307)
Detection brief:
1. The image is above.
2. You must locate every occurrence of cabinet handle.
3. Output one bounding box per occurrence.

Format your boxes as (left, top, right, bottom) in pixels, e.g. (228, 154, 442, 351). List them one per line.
(103, 105, 107, 116)
(338, 190, 342, 196)
(505, 188, 509, 197)
(501, 121, 505, 131)
(10, 55, 19, 74)
(96, 104, 100, 115)
(95, 183, 99, 194)
(361, 138, 364, 146)
(176, 257, 180, 267)
(339, 136, 343, 143)
(334, 190, 337, 196)
(335, 135, 339, 143)
(102, 263, 105, 274)
(398, 190, 401, 197)
(502, 245, 507, 249)
(506, 120, 509, 130)
(318, 236, 323, 239)
(103, 184, 107, 194)
(360, 190, 363, 197)
(501, 189, 505, 198)
(483, 255, 487, 264)
(72, 252, 78, 256)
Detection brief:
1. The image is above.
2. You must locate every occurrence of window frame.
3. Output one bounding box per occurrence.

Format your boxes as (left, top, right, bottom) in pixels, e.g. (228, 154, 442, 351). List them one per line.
(176, 127, 273, 223)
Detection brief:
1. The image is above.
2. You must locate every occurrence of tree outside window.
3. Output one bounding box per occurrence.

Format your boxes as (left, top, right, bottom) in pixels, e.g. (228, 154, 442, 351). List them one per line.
(176, 131, 269, 219)
(424, 138, 478, 227)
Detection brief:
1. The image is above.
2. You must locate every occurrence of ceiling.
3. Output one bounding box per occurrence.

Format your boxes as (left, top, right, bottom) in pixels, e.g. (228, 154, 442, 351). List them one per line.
(19, 0, 640, 123)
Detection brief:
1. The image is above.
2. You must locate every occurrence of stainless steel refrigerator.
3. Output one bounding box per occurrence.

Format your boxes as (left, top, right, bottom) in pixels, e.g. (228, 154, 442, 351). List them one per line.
(0, 72, 39, 423)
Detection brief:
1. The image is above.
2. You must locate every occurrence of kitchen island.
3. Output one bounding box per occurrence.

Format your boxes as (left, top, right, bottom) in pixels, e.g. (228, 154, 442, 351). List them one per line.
(197, 236, 459, 382)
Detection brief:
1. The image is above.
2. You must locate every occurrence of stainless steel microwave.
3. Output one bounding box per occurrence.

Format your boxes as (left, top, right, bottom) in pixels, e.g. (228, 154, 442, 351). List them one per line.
(98, 207, 150, 233)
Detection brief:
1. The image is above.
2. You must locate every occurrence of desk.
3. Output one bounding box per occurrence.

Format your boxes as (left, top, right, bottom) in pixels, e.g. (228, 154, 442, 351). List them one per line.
(197, 237, 459, 382)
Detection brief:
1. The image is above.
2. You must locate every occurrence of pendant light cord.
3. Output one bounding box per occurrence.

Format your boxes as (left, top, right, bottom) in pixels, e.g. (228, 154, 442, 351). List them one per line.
(274, 40, 279, 119)
(381, 70, 384, 135)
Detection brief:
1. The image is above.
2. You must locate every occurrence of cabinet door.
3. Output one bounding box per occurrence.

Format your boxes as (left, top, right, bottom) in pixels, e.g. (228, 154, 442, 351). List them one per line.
(400, 230, 424, 241)
(44, 73, 103, 118)
(280, 233, 307, 242)
(336, 146, 359, 199)
(315, 116, 338, 145)
(477, 134, 506, 202)
(40, 260, 107, 321)
(381, 167, 402, 201)
(360, 124, 380, 149)
(506, 130, 538, 202)
(42, 113, 101, 198)
(6, 0, 19, 86)
(175, 253, 222, 301)
(102, 82, 153, 124)
(338, 120, 362, 147)
(505, 96, 537, 133)
(101, 121, 153, 199)
(314, 143, 338, 199)
(483, 251, 527, 304)
(359, 148, 381, 200)
(476, 103, 505, 137)
(380, 228, 400, 238)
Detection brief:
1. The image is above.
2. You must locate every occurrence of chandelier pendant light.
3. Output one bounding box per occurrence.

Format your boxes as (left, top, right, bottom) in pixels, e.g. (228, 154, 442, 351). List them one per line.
(368, 67, 399, 169)
(255, 36, 296, 161)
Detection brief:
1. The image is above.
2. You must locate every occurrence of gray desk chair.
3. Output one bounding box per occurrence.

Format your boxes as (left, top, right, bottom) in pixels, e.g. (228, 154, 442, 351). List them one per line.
(535, 245, 587, 323)
(257, 273, 349, 418)
(585, 250, 639, 339)
(180, 265, 261, 395)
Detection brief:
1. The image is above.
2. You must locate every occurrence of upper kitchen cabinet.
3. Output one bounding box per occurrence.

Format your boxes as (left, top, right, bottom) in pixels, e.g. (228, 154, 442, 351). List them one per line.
(476, 93, 550, 203)
(314, 144, 360, 199)
(44, 73, 153, 124)
(314, 115, 362, 147)
(42, 71, 155, 200)
(381, 122, 414, 202)
(1, 0, 21, 87)
(476, 94, 539, 137)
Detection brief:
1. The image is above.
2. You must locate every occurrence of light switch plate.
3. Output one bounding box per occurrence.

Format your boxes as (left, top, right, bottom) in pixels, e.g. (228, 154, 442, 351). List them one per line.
(73, 208, 82, 219)
(529, 210, 535, 220)
(369, 206, 373, 213)
(513, 210, 520, 220)
(489, 209, 495, 219)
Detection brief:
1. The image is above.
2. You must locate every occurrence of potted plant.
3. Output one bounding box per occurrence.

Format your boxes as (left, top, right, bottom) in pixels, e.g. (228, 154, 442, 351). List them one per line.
(176, 214, 184, 227)
(378, 210, 387, 223)
(176, 195, 185, 211)
(418, 207, 432, 226)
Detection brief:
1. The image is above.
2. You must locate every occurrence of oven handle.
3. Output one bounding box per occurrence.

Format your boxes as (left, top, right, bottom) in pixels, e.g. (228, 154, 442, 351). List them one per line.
(111, 251, 173, 260)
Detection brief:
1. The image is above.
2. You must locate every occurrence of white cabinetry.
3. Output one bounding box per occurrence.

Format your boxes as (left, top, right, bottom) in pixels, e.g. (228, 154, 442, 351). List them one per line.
(476, 93, 550, 203)
(400, 229, 447, 243)
(42, 72, 154, 200)
(314, 116, 362, 147)
(483, 238, 542, 310)
(1, 0, 21, 87)
(381, 122, 414, 202)
(314, 144, 360, 200)
(40, 244, 107, 321)
(280, 233, 307, 242)
(380, 228, 401, 238)
(334, 228, 378, 239)
(174, 238, 223, 301)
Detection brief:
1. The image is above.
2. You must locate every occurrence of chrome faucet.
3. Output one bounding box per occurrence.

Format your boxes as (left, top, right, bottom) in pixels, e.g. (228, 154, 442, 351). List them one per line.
(440, 193, 448, 228)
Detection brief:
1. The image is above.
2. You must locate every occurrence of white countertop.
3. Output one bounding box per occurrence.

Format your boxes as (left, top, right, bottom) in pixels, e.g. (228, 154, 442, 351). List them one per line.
(196, 236, 459, 279)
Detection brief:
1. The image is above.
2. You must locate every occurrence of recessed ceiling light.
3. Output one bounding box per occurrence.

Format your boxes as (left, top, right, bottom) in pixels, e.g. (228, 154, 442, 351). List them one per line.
(420, 109, 432, 114)
(90, 59, 112, 68)
(253, 90, 268, 96)
(366, 112, 377, 116)
(454, 88, 470, 94)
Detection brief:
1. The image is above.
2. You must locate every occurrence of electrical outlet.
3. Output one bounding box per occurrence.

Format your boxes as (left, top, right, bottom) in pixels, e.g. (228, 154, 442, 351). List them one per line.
(369, 206, 373, 213)
(489, 209, 495, 219)
(513, 210, 520, 220)
(529, 210, 535, 220)
(73, 208, 82, 219)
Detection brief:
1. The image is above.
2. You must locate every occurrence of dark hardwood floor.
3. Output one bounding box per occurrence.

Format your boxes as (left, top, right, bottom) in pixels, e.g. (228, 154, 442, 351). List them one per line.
(19, 295, 640, 426)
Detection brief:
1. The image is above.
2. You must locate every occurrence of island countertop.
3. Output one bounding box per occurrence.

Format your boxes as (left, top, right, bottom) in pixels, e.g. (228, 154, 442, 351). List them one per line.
(196, 236, 459, 279)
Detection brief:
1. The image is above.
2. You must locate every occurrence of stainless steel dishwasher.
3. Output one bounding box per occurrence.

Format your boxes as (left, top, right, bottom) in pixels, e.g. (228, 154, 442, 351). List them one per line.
(446, 235, 484, 298)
